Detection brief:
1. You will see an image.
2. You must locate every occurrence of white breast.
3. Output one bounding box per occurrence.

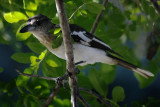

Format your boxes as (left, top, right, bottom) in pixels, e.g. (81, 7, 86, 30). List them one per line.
(50, 43, 117, 66)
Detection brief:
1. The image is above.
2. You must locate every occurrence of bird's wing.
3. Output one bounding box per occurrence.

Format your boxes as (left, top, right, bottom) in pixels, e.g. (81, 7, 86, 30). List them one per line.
(69, 24, 122, 57)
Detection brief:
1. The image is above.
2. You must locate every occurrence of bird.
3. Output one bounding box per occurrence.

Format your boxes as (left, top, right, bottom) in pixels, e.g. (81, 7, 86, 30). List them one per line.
(20, 14, 154, 78)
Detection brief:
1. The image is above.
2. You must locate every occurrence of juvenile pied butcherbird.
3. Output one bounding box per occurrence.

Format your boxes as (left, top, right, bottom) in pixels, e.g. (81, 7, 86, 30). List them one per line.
(20, 14, 154, 78)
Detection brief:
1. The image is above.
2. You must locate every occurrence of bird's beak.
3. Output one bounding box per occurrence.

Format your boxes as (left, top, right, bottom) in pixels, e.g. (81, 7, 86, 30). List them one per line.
(20, 24, 35, 33)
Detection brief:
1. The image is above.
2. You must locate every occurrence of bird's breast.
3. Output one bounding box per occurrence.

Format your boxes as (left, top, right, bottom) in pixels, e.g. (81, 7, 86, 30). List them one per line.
(49, 43, 116, 66)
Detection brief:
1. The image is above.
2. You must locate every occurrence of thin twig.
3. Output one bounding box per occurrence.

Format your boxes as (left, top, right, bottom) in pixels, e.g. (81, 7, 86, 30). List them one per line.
(55, 0, 78, 107)
(43, 85, 61, 107)
(79, 87, 111, 107)
(16, 69, 69, 107)
(150, 0, 160, 15)
(90, 0, 108, 34)
(78, 94, 90, 107)
(68, 4, 85, 21)
(16, 70, 57, 81)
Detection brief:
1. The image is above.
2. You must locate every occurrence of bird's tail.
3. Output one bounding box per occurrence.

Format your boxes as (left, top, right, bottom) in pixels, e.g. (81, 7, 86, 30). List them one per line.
(108, 54, 154, 79)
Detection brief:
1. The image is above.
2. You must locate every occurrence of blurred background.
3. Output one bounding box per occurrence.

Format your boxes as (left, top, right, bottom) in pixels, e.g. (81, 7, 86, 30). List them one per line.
(0, 0, 160, 106)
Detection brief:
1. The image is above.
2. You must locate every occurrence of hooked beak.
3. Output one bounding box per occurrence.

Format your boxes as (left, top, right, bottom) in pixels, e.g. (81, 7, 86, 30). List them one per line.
(20, 24, 35, 33)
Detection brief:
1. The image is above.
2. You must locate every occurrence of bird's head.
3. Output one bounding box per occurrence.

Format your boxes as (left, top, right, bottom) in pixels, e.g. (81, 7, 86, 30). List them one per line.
(20, 14, 57, 47)
(20, 14, 55, 34)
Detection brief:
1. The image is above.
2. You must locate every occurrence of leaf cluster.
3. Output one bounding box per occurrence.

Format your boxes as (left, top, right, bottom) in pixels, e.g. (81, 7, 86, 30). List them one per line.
(0, 0, 160, 107)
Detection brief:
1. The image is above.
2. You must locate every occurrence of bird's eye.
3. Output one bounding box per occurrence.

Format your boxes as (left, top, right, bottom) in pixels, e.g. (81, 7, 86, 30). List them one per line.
(36, 19, 40, 25)
(28, 19, 31, 22)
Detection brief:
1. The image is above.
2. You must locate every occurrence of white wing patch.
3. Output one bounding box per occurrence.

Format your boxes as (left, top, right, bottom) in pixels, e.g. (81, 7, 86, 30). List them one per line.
(72, 31, 92, 42)
(80, 40, 91, 46)
(92, 37, 111, 49)
(72, 31, 111, 49)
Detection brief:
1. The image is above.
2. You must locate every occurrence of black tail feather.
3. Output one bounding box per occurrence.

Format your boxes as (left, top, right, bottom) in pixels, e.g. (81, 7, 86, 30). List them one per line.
(107, 54, 154, 78)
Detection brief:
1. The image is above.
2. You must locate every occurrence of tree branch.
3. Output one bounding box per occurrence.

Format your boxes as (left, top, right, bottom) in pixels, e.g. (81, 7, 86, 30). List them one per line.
(16, 69, 68, 107)
(43, 85, 61, 107)
(78, 94, 90, 107)
(16, 69, 57, 81)
(55, 0, 78, 107)
(79, 87, 111, 107)
(150, 0, 160, 15)
(90, 0, 108, 34)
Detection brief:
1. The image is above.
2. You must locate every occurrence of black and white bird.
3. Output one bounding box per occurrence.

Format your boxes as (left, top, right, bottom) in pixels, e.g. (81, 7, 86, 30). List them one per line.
(20, 14, 154, 78)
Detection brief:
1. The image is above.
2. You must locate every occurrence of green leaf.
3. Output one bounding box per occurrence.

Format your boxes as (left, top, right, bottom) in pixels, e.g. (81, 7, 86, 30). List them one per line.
(100, 64, 116, 85)
(54, 28, 61, 35)
(25, 1, 37, 11)
(89, 68, 105, 96)
(82, 0, 92, 3)
(85, 2, 105, 14)
(34, 85, 41, 90)
(112, 86, 125, 102)
(38, 50, 47, 60)
(79, 9, 87, 17)
(0, 67, 3, 73)
(11, 52, 34, 64)
(30, 56, 38, 66)
(16, 24, 31, 41)
(23, 0, 37, 17)
(42, 61, 60, 77)
(51, 17, 60, 24)
(78, 73, 92, 89)
(45, 54, 61, 67)
(26, 42, 46, 53)
(24, 95, 40, 107)
(141, 0, 151, 14)
(3, 11, 28, 23)
(16, 68, 33, 86)
(52, 98, 71, 107)
(52, 35, 63, 49)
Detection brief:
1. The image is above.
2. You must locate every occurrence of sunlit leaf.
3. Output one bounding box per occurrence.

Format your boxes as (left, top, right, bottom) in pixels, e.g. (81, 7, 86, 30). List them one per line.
(16, 23, 31, 41)
(38, 50, 47, 60)
(79, 9, 87, 16)
(30, 56, 38, 66)
(34, 85, 41, 90)
(54, 28, 61, 35)
(52, 98, 71, 107)
(3, 11, 27, 23)
(23, 0, 37, 17)
(45, 54, 61, 67)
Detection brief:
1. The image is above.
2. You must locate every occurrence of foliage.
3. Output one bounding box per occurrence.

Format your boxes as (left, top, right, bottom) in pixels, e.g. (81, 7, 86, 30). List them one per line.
(0, 0, 160, 107)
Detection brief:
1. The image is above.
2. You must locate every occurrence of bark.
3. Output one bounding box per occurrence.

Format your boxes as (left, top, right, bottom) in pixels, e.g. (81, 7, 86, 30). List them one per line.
(55, 0, 78, 106)
(90, 0, 108, 34)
